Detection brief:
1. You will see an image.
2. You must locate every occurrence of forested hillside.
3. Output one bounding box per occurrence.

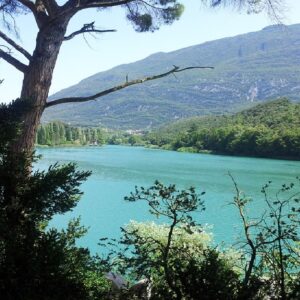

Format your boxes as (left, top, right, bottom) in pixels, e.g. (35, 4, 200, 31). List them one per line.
(39, 99, 300, 159)
(44, 24, 300, 129)
(145, 99, 300, 159)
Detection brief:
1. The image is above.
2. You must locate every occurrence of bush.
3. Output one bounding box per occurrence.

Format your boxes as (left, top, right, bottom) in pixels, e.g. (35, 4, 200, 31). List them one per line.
(103, 181, 242, 299)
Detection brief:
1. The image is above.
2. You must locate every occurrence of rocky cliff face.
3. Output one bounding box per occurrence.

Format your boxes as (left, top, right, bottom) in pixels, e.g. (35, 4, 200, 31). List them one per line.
(44, 24, 300, 129)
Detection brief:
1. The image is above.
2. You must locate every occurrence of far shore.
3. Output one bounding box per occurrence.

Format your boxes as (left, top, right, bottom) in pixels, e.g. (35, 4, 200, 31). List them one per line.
(35, 143, 300, 162)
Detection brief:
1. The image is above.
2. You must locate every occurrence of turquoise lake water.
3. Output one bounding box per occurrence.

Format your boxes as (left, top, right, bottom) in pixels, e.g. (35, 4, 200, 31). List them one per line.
(36, 145, 300, 253)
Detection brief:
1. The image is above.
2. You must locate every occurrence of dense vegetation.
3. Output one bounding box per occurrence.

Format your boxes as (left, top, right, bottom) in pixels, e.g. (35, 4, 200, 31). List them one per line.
(0, 100, 110, 299)
(102, 179, 300, 299)
(39, 99, 300, 160)
(145, 98, 300, 159)
(36, 121, 106, 146)
(2, 101, 300, 299)
(36, 121, 145, 147)
(44, 24, 300, 129)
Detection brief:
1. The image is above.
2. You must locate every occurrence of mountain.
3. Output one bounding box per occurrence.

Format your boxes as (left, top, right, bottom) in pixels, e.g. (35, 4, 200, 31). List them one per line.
(44, 24, 300, 129)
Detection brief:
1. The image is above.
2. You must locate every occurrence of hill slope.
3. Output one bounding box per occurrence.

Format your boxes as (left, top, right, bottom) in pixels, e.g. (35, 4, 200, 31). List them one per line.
(145, 99, 300, 159)
(149, 98, 300, 134)
(44, 24, 300, 129)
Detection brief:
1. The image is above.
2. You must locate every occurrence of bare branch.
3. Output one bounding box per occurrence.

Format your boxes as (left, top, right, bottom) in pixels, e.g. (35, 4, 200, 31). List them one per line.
(46, 65, 214, 108)
(63, 0, 133, 11)
(209, 0, 286, 22)
(0, 44, 10, 51)
(228, 172, 257, 286)
(0, 30, 31, 60)
(0, 48, 27, 72)
(17, 0, 36, 13)
(131, 0, 167, 11)
(265, 0, 286, 23)
(64, 22, 116, 41)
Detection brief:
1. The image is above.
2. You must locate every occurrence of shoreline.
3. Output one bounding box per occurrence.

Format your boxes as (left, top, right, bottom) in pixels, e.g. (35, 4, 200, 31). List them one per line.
(35, 143, 300, 162)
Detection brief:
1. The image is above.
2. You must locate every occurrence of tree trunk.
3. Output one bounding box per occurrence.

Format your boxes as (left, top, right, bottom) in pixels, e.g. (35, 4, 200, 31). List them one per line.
(13, 16, 72, 154)
(244, 247, 256, 287)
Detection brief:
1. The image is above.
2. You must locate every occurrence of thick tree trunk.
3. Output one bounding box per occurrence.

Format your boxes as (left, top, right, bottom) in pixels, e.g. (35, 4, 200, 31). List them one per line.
(14, 16, 71, 153)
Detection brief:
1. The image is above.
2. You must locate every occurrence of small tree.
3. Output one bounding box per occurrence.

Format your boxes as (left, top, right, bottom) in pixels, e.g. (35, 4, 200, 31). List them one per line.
(229, 173, 300, 299)
(125, 181, 206, 299)
(103, 181, 241, 300)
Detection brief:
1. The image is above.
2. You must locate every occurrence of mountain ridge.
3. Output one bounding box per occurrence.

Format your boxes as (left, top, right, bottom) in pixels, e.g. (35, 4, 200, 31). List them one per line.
(44, 23, 300, 129)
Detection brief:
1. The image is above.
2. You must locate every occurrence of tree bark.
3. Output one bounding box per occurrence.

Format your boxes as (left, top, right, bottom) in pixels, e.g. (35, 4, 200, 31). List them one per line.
(14, 16, 72, 154)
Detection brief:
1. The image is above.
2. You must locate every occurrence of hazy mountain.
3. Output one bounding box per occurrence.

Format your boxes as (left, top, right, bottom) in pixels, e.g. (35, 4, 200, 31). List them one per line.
(44, 24, 300, 129)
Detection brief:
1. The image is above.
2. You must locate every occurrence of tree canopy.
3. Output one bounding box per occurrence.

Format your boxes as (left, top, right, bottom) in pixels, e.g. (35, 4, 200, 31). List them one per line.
(144, 98, 300, 159)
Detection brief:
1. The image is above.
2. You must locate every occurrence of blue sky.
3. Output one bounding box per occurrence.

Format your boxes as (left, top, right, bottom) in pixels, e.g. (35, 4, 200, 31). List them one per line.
(1, 0, 300, 103)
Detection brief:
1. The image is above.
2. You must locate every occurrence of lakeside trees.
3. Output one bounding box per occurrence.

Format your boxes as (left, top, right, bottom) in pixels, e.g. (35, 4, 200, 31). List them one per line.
(145, 99, 300, 159)
(37, 99, 300, 160)
(165, 124, 300, 158)
(36, 121, 106, 146)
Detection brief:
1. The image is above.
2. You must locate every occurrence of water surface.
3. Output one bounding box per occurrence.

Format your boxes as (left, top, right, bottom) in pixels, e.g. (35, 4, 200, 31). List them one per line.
(36, 145, 300, 253)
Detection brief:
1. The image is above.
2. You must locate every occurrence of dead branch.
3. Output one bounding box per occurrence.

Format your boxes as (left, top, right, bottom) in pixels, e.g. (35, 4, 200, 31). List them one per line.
(63, 0, 134, 11)
(64, 22, 116, 41)
(46, 65, 214, 108)
(17, 0, 36, 14)
(0, 44, 10, 51)
(0, 30, 31, 60)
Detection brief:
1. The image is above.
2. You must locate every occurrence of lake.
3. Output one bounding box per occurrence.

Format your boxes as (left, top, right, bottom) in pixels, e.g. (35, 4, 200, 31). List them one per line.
(36, 145, 300, 253)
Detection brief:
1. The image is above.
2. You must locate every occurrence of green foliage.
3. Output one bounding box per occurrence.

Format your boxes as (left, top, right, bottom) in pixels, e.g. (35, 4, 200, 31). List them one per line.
(231, 175, 300, 299)
(258, 180, 300, 299)
(125, 1, 184, 32)
(103, 181, 242, 299)
(0, 101, 111, 299)
(115, 222, 241, 300)
(36, 121, 106, 146)
(168, 248, 240, 300)
(36, 122, 147, 147)
(2, 98, 300, 299)
(145, 99, 300, 159)
(3, 102, 300, 299)
(124, 180, 205, 220)
(128, 134, 143, 146)
(101, 179, 300, 299)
